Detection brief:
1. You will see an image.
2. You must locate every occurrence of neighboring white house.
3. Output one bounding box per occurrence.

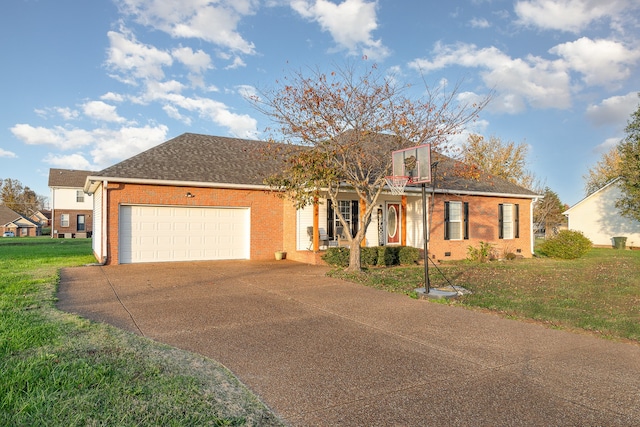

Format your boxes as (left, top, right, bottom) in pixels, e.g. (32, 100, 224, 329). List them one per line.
(48, 169, 96, 238)
(563, 179, 640, 248)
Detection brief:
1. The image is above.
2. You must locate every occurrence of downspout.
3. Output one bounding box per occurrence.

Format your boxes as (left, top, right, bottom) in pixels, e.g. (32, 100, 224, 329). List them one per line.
(51, 188, 55, 239)
(102, 180, 108, 264)
(530, 197, 537, 256)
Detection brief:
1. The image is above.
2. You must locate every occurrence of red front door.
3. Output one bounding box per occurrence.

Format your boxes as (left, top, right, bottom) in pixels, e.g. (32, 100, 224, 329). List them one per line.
(387, 203, 400, 244)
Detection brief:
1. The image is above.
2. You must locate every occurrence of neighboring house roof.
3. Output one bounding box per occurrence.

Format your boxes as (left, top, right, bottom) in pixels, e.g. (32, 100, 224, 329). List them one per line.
(87, 132, 538, 199)
(48, 169, 97, 188)
(563, 178, 620, 215)
(0, 205, 38, 228)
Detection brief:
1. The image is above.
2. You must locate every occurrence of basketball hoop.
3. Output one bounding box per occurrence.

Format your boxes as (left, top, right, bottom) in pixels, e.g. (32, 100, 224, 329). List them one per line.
(385, 176, 409, 195)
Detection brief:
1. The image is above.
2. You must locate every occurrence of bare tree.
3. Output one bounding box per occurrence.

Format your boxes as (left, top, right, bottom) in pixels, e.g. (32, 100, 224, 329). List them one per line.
(249, 62, 491, 271)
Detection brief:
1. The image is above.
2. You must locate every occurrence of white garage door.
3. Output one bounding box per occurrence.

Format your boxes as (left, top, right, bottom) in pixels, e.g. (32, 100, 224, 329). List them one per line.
(119, 205, 250, 263)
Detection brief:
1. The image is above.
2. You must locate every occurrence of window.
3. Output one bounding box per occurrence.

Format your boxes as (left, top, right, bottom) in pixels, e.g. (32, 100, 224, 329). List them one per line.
(77, 215, 85, 232)
(76, 190, 84, 203)
(327, 200, 359, 240)
(499, 204, 520, 239)
(61, 214, 69, 227)
(444, 201, 469, 240)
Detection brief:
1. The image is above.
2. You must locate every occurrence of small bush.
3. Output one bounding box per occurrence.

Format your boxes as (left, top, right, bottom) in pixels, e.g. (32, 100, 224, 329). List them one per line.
(467, 241, 494, 262)
(361, 247, 378, 266)
(538, 230, 592, 259)
(321, 247, 350, 267)
(398, 246, 420, 265)
(377, 246, 400, 266)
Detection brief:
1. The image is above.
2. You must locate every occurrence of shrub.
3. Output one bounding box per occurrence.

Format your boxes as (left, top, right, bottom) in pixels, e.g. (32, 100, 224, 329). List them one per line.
(467, 241, 494, 262)
(321, 247, 350, 267)
(361, 247, 378, 266)
(377, 246, 399, 266)
(538, 230, 592, 259)
(398, 246, 420, 265)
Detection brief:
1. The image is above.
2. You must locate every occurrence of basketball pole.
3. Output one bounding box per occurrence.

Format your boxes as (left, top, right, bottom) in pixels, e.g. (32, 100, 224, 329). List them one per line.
(422, 183, 430, 293)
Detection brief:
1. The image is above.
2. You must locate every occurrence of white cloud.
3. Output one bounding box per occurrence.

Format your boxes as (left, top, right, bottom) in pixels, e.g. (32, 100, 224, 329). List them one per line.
(514, 0, 632, 33)
(549, 38, 640, 88)
(593, 137, 623, 153)
(172, 46, 212, 74)
(43, 153, 95, 170)
(586, 92, 639, 127)
(290, 0, 389, 60)
(82, 101, 127, 123)
(11, 124, 95, 149)
(106, 29, 173, 84)
(88, 125, 169, 166)
(101, 92, 125, 102)
(409, 43, 571, 113)
(20, 124, 168, 170)
(116, 0, 257, 55)
(0, 148, 17, 158)
(469, 17, 491, 29)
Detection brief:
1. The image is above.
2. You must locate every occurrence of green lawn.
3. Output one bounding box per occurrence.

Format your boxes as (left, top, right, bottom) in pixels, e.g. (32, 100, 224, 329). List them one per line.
(329, 248, 640, 343)
(0, 237, 282, 426)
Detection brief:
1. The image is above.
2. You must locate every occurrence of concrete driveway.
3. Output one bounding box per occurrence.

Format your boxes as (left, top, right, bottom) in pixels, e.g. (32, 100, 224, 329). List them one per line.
(57, 260, 640, 426)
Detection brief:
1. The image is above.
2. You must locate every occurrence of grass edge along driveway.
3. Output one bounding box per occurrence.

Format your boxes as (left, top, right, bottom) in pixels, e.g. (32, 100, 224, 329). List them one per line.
(0, 238, 283, 427)
(330, 247, 640, 344)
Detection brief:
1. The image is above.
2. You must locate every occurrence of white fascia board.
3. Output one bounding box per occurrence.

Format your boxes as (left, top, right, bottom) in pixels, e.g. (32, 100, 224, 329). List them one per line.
(83, 176, 272, 194)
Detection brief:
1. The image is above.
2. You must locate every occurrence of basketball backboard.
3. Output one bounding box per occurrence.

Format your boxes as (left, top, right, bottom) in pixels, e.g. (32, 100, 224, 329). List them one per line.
(391, 144, 431, 184)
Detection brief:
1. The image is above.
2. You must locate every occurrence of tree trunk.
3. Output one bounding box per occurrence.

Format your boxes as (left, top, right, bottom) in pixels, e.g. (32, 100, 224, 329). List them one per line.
(346, 239, 362, 272)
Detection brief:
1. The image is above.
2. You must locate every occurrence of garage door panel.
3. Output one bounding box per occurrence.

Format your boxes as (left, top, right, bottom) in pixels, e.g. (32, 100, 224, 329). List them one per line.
(119, 206, 249, 264)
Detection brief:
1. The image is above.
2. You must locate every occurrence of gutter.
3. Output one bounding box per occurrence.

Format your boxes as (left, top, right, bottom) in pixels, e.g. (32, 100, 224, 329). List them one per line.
(84, 176, 270, 195)
(401, 186, 541, 200)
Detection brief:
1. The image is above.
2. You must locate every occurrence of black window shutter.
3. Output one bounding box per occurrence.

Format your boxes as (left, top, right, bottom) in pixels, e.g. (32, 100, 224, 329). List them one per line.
(515, 204, 520, 238)
(327, 200, 334, 239)
(498, 204, 504, 239)
(351, 200, 359, 237)
(464, 202, 469, 240)
(444, 201, 450, 240)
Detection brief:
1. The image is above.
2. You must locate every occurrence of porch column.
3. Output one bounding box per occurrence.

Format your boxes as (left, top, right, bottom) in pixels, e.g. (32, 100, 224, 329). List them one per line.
(401, 195, 407, 246)
(313, 199, 320, 252)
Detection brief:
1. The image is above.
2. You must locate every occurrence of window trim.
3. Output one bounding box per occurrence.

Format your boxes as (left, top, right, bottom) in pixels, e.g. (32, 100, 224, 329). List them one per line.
(444, 201, 469, 241)
(76, 190, 84, 203)
(60, 214, 70, 228)
(499, 203, 520, 240)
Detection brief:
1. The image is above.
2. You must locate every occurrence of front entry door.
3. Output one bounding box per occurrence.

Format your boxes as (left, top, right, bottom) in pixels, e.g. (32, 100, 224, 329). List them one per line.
(386, 202, 401, 245)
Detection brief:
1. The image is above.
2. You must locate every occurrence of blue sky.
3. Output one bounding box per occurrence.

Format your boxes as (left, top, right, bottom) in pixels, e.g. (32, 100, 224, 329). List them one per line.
(1, 0, 639, 206)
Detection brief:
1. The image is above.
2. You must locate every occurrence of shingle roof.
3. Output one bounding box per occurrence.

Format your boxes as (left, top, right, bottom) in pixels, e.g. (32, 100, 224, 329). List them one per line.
(428, 152, 539, 197)
(0, 205, 23, 226)
(48, 169, 97, 187)
(93, 132, 537, 198)
(94, 133, 284, 186)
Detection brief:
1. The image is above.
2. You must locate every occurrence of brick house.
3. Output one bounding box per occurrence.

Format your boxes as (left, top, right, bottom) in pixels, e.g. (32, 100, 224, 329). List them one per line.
(48, 169, 96, 238)
(84, 133, 539, 265)
(0, 205, 41, 237)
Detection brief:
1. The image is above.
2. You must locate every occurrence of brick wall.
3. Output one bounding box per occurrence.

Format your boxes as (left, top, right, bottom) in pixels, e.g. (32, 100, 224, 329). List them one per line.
(104, 183, 287, 264)
(52, 209, 93, 238)
(428, 193, 533, 261)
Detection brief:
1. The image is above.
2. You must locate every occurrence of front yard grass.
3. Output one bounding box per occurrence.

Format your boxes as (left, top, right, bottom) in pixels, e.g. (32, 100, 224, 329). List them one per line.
(329, 248, 640, 343)
(0, 238, 282, 426)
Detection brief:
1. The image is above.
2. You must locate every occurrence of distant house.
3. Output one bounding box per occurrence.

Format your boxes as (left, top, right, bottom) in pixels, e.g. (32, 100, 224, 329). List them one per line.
(83, 133, 539, 265)
(29, 210, 51, 227)
(563, 178, 640, 248)
(0, 205, 40, 237)
(48, 169, 96, 238)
